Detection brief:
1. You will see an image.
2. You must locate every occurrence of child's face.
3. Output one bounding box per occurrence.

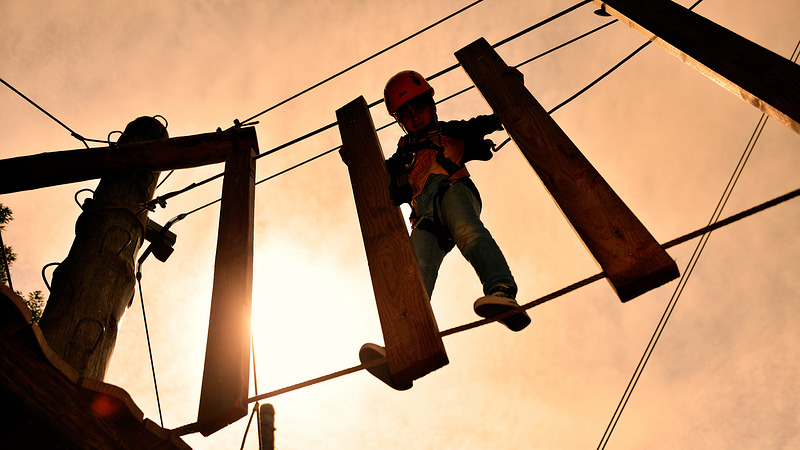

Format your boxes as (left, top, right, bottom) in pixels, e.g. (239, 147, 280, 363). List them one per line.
(395, 96, 435, 134)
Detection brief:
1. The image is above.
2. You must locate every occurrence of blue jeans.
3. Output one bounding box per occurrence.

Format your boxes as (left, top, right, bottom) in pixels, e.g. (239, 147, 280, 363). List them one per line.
(409, 180, 516, 299)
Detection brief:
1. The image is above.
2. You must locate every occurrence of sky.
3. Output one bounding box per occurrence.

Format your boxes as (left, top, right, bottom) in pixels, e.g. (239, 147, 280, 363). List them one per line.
(1, 0, 799, 449)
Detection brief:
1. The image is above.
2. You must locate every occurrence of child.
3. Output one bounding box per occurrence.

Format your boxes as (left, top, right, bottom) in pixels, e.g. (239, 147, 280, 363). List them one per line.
(359, 70, 530, 390)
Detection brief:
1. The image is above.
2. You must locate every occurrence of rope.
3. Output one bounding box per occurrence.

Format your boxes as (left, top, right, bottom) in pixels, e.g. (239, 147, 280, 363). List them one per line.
(135, 273, 164, 427)
(232, 0, 486, 129)
(166, 186, 800, 434)
(0, 76, 106, 148)
(239, 403, 259, 450)
(597, 34, 798, 450)
(155, 4, 614, 218)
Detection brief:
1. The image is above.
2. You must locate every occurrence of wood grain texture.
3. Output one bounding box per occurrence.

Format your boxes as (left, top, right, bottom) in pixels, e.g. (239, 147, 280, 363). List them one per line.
(38, 117, 168, 380)
(337, 96, 447, 385)
(594, 0, 800, 134)
(0, 285, 189, 449)
(0, 127, 257, 194)
(197, 129, 258, 436)
(456, 38, 679, 301)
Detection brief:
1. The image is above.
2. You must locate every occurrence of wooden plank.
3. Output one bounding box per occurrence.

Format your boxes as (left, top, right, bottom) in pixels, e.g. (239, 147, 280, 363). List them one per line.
(0, 127, 258, 194)
(337, 96, 448, 385)
(593, 0, 800, 135)
(197, 128, 258, 436)
(455, 38, 679, 302)
(0, 287, 190, 449)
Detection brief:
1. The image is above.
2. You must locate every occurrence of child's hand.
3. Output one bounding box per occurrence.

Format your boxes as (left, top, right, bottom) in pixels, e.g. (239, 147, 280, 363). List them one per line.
(339, 145, 351, 165)
(505, 66, 524, 85)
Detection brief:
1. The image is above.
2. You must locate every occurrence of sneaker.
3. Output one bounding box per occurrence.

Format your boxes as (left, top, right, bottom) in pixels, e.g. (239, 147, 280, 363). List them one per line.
(358, 343, 413, 391)
(473, 290, 531, 332)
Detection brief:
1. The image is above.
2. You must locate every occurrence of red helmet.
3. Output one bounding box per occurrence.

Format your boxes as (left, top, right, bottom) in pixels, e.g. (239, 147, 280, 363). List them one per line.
(383, 70, 434, 116)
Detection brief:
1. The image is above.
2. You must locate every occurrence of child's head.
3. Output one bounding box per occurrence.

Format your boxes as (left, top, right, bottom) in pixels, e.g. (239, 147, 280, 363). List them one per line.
(384, 70, 437, 134)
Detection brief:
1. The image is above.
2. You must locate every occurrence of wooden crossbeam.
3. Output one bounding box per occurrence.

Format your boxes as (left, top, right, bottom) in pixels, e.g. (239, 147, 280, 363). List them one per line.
(593, 0, 800, 135)
(0, 128, 256, 194)
(196, 129, 258, 436)
(456, 38, 679, 302)
(337, 96, 448, 386)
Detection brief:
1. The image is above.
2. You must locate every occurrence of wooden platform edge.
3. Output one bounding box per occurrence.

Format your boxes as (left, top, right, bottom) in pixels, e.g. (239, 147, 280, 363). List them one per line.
(0, 283, 191, 449)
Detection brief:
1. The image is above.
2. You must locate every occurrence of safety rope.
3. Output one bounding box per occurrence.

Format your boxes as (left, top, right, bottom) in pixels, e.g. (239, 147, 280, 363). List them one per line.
(0, 76, 107, 148)
(151, 3, 614, 218)
(231, 0, 487, 129)
(171, 185, 800, 436)
(135, 273, 164, 427)
(597, 35, 800, 450)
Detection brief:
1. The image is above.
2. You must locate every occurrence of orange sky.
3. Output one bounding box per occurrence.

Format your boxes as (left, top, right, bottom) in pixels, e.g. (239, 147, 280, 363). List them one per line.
(2, 1, 799, 449)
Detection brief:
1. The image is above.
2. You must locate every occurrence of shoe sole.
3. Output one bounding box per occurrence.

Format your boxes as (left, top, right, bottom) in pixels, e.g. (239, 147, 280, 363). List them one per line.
(359, 344, 413, 391)
(474, 296, 531, 332)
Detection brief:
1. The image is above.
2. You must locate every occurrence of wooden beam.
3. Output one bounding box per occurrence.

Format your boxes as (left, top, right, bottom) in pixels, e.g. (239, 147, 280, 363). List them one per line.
(456, 38, 679, 302)
(0, 127, 258, 194)
(0, 285, 189, 449)
(337, 96, 448, 386)
(593, 0, 800, 135)
(197, 129, 258, 436)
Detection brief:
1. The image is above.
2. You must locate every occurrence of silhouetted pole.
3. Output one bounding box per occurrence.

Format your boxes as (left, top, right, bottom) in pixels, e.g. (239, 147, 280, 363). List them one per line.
(593, 0, 800, 135)
(257, 403, 275, 450)
(456, 38, 679, 302)
(39, 116, 168, 380)
(337, 96, 448, 386)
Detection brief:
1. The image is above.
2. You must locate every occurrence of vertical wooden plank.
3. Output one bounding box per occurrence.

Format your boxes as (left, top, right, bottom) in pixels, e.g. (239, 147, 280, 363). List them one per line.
(337, 96, 448, 386)
(456, 38, 679, 302)
(197, 127, 258, 436)
(593, 0, 800, 135)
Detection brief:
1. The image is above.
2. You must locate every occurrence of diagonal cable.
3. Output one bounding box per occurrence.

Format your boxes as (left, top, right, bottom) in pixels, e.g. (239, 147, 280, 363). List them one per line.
(233, 0, 486, 128)
(596, 32, 798, 450)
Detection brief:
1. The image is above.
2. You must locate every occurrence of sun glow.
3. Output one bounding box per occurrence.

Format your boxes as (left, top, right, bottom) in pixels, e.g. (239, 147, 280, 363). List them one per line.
(248, 239, 379, 395)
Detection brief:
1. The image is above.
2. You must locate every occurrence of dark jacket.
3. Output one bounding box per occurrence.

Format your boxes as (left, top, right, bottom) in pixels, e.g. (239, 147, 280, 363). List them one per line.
(386, 114, 503, 208)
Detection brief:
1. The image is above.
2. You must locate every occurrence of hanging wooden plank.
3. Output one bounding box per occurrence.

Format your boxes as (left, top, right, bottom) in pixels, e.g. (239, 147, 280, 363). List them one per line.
(455, 38, 679, 302)
(593, 0, 800, 135)
(0, 128, 257, 194)
(337, 96, 448, 386)
(196, 128, 258, 436)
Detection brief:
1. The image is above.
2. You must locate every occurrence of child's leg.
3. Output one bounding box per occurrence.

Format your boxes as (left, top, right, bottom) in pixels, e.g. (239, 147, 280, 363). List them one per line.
(409, 225, 448, 299)
(439, 182, 517, 296)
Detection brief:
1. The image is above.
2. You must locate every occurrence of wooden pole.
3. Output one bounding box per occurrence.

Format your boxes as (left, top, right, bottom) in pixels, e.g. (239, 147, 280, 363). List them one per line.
(0, 128, 248, 194)
(39, 116, 168, 380)
(455, 38, 679, 302)
(196, 128, 258, 436)
(337, 96, 448, 386)
(593, 0, 800, 135)
(257, 403, 275, 450)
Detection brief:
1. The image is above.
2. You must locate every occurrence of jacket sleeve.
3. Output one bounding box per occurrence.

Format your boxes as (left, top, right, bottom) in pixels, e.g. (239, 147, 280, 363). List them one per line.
(440, 114, 503, 139)
(442, 115, 504, 163)
(385, 139, 413, 206)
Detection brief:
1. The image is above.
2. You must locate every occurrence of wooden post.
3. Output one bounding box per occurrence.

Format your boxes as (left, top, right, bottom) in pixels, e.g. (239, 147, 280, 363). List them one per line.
(257, 403, 275, 450)
(593, 0, 800, 135)
(456, 38, 679, 302)
(337, 96, 448, 386)
(196, 128, 258, 436)
(39, 116, 168, 380)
